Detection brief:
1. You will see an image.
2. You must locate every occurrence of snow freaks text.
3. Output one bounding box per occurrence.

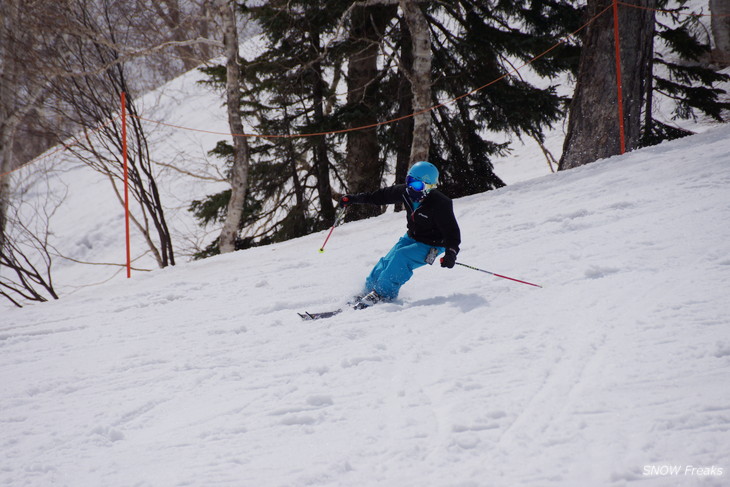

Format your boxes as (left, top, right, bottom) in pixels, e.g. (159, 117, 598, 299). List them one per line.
(643, 465, 724, 477)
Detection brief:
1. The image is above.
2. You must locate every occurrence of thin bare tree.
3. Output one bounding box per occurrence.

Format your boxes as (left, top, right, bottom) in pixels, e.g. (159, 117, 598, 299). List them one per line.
(45, 0, 178, 268)
(0, 173, 63, 307)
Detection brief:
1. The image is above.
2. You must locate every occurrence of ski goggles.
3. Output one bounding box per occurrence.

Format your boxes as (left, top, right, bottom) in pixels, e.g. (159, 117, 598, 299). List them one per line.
(406, 176, 437, 193)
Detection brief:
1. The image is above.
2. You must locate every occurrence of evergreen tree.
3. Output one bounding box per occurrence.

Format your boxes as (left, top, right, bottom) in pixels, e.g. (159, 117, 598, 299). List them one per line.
(420, 0, 583, 196)
(560, 0, 729, 168)
(192, 0, 588, 251)
(642, 0, 730, 146)
(193, 0, 350, 254)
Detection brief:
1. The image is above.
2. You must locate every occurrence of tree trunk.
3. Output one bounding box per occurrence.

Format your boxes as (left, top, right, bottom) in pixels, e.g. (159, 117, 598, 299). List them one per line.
(559, 0, 655, 171)
(393, 16, 413, 202)
(345, 4, 395, 220)
(710, 0, 730, 66)
(310, 26, 335, 226)
(399, 0, 431, 166)
(218, 0, 250, 254)
(0, 0, 20, 253)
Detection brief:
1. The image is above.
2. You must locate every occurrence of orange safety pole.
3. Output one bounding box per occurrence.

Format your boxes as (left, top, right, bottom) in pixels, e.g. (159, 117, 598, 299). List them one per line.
(121, 92, 131, 278)
(612, 0, 627, 154)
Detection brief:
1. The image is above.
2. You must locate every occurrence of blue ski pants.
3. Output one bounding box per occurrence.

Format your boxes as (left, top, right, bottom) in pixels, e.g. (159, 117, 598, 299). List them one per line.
(364, 234, 444, 300)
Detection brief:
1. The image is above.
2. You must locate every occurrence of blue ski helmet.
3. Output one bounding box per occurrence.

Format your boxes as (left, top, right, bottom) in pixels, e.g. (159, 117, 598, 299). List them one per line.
(407, 161, 439, 186)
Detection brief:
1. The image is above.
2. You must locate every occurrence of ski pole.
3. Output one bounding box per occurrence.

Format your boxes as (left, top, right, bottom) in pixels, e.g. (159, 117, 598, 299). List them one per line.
(455, 262, 543, 288)
(318, 206, 347, 253)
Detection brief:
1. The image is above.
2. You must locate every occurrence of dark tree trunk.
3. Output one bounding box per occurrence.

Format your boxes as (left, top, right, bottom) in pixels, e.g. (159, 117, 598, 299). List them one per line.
(345, 4, 395, 220)
(710, 0, 730, 66)
(559, 0, 655, 171)
(393, 16, 414, 210)
(310, 27, 335, 226)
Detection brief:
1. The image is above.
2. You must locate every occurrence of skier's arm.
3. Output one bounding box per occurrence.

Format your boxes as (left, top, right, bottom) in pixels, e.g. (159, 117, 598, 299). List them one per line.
(340, 185, 405, 207)
(435, 198, 461, 268)
(434, 198, 460, 251)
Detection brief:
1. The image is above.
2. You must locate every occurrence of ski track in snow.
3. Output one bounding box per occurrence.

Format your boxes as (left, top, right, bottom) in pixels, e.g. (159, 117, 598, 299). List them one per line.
(3, 100, 730, 486)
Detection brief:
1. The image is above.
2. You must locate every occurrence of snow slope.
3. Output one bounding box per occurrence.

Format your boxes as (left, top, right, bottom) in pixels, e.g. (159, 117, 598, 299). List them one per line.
(2, 123, 730, 487)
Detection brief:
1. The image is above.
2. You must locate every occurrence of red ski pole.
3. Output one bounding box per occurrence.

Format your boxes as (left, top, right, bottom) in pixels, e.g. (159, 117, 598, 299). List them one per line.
(318, 207, 347, 253)
(455, 262, 542, 288)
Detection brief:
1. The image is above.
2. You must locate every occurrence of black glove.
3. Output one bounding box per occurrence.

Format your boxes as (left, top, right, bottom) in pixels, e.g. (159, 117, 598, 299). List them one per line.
(339, 195, 353, 208)
(440, 249, 457, 269)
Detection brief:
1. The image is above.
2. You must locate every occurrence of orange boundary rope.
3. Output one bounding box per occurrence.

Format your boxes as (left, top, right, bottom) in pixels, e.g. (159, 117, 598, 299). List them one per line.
(131, 4, 615, 140)
(0, 5, 609, 181)
(618, 1, 730, 17)
(4, 1, 726, 179)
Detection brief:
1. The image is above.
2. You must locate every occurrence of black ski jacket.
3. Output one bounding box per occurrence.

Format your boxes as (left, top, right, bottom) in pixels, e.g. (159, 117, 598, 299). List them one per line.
(347, 185, 461, 253)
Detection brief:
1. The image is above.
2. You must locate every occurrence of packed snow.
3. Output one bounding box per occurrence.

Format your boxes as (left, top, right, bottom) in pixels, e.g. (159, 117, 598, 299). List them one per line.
(3, 17, 730, 483)
(2, 116, 730, 486)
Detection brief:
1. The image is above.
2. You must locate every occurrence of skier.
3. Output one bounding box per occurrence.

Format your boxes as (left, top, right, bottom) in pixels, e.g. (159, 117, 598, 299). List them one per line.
(340, 161, 461, 308)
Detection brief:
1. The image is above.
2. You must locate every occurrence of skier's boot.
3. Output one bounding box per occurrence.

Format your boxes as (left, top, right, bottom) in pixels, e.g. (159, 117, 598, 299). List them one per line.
(353, 290, 382, 310)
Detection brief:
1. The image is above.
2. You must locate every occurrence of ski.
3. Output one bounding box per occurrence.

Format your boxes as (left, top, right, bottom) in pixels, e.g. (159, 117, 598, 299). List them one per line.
(298, 309, 343, 321)
(298, 292, 382, 320)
